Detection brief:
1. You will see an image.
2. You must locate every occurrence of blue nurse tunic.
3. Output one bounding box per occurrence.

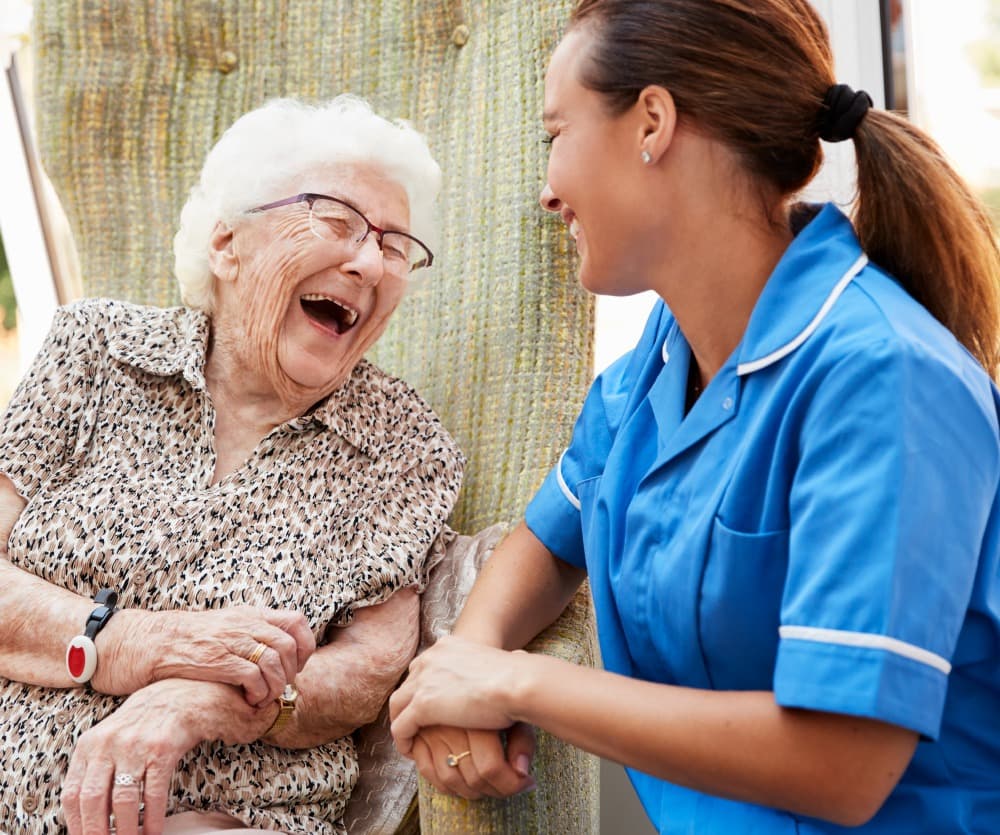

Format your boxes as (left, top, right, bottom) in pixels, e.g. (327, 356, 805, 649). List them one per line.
(525, 204, 1000, 833)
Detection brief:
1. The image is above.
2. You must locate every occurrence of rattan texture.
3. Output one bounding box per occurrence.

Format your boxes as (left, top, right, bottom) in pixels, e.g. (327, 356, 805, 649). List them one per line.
(33, 1, 599, 833)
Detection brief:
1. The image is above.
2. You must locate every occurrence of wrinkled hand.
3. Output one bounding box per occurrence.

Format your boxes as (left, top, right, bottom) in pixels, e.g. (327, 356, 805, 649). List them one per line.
(97, 606, 315, 707)
(409, 724, 536, 799)
(62, 678, 270, 835)
(389, 635, 525, 755)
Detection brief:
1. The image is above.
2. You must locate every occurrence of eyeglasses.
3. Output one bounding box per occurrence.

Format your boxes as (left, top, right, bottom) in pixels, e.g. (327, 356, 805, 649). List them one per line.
(249, 192, 434, 276)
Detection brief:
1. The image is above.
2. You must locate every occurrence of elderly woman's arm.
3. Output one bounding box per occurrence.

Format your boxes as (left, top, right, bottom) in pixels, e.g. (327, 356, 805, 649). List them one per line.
(0, 474, 314, 705)
(62, 589, 419, 834)
(267, 586, 420, 746)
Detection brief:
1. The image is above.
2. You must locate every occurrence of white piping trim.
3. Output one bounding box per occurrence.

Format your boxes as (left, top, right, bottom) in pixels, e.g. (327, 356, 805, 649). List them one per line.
(555, 451, 582, 511)
(662, 339, 670, 364)
(737, 253, 868, 376)
(779, 625, 951, 675)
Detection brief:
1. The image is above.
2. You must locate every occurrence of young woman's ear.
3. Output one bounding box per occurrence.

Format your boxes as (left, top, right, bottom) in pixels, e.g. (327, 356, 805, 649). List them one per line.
(635, 85, 679, 166)
(207, 221, 238, 283)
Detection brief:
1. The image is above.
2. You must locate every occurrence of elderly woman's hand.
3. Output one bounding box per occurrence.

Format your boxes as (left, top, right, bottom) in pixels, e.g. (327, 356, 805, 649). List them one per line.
(95, 606, 316, 707)
(409, 725, 536, 800)
(62, 677, 272, 835)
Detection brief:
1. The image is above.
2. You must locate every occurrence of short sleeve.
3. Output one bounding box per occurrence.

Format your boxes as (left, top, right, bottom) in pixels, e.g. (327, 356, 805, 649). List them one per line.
(337, 437, 465, 620)
(0, 304, 100, 499)
(774, 339, 1000, 738)
(526, 301, 673, 568)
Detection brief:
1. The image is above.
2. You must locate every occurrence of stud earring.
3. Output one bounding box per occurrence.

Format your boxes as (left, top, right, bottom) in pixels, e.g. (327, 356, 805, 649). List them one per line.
(641, 150, 652, 165)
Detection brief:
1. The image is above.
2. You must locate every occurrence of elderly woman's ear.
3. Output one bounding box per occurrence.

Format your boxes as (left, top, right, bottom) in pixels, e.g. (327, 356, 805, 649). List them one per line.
(208, 220, 239, 283)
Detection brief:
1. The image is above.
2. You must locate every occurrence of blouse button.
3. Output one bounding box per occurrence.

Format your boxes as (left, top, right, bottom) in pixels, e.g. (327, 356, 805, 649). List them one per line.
(722, 396, 734, 411)
(451, 24, 470, 47)
(22, 795, 38, 813)
(55, 710, 72, 724)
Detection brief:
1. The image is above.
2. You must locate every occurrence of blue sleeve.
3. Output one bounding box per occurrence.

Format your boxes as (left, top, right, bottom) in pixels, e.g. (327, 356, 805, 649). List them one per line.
(525, 301, 673, 567)
(525, 369, 617, 568)
(774, 339, 1000, 738)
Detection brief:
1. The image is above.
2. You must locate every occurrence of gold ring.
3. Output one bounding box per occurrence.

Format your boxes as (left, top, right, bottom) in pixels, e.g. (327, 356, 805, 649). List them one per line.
(446, 750, 472, 767)
(247, 643, 267, 665)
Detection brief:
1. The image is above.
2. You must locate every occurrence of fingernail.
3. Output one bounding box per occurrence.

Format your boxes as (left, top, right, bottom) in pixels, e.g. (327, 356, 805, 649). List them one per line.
(517, 779, 537, 794)
(515, 754, 531, 777)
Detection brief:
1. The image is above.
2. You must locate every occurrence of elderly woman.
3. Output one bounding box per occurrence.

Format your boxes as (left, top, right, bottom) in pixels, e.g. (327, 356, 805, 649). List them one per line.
(0, 95, 462, 835)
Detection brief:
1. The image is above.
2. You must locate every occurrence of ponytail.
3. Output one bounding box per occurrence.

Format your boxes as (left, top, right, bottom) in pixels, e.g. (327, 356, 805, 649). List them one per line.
(852, 111, 1000, 377)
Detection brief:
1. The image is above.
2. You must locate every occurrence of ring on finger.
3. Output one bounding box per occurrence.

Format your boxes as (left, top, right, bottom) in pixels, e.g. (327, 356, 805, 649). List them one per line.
(113, 773, 137, 787)
(247, 642, 268, 665)
(446, 750, 472, 767)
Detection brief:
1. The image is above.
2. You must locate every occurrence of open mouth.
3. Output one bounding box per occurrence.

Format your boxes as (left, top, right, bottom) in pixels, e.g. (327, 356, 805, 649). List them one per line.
(300, 294, 360, 335)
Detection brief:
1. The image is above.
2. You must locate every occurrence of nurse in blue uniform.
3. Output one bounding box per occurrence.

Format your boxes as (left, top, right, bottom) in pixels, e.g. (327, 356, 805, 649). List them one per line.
(390, 1, 1000, 832)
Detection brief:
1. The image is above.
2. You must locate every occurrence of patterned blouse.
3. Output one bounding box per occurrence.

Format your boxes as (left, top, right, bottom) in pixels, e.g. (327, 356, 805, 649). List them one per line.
(0, 299, 464, 834)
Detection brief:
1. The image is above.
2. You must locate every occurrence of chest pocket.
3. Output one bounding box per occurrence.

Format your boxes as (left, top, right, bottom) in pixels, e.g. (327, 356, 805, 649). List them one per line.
(699, 517, 789, 690)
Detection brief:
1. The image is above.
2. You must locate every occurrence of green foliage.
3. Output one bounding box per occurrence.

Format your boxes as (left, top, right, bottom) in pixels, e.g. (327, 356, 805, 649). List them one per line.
(981, 187, 1000, 236)
(0, 236, 16, 331)
(969, 0, 1000, 86)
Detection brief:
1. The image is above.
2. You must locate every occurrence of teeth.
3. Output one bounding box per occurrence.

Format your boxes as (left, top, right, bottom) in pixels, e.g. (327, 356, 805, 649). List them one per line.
(569, 218, 580, 239)
(301, 294, 359, 327)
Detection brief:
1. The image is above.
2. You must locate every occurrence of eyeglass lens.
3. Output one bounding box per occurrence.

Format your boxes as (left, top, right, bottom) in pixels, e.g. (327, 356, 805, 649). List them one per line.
(308, 197, 431, 272)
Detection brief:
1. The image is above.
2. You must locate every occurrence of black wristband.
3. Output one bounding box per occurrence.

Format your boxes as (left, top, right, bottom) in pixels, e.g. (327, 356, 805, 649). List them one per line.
(83, 589, 119, 640)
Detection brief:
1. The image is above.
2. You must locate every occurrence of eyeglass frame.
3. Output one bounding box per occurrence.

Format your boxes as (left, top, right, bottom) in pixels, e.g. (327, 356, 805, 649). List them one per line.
(247, 192, 434, 273)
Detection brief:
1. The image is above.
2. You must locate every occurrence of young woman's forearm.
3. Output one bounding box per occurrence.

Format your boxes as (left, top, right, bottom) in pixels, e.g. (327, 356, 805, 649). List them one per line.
(509, 654, 918, 827)
(452, 522, 586, 650)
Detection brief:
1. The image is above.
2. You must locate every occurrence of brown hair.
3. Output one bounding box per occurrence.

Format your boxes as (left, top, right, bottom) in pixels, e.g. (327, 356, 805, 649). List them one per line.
(571, 0, 1000, 376)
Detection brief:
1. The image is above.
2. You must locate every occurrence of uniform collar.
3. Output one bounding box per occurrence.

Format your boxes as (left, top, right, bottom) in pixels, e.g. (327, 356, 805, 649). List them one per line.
(735, 203, 869, 376)
(107, 303, 390, 458)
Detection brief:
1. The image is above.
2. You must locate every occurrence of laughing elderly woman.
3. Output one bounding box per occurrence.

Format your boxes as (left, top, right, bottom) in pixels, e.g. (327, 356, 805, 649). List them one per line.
(0, 96, 462, 835)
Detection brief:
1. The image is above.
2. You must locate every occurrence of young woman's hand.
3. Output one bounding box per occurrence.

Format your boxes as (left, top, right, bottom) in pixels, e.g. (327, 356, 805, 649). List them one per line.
(389, 635, 530, 753)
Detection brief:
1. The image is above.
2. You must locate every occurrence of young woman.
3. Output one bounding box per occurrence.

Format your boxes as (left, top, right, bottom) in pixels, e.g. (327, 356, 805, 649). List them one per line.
(389, 1, 1000, 832)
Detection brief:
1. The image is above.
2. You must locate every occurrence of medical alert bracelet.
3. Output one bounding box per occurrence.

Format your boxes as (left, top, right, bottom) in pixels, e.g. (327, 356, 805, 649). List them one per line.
(66, 589, 119, 685)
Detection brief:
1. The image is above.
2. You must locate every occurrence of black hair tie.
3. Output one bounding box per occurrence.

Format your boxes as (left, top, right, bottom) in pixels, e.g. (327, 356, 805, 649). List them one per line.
(818, 83, 873, 142)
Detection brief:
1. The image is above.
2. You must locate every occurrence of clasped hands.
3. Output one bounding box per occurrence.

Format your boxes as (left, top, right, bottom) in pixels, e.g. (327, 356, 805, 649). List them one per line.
(389, 635, 537, 799)
(95, 604, 316, 707)
(64, 605, 315, 835)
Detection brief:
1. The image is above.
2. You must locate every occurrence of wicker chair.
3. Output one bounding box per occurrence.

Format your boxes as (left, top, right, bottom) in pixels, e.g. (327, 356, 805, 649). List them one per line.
(31, 1, 599, 832)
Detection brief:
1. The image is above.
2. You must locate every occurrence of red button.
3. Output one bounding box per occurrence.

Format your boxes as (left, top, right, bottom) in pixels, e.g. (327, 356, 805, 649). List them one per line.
(68, 645, 86, 679)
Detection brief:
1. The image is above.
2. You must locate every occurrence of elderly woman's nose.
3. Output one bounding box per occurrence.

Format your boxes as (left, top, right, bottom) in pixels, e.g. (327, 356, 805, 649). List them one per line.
(343, 234, 386, 285)
(539, 183, 561, 213)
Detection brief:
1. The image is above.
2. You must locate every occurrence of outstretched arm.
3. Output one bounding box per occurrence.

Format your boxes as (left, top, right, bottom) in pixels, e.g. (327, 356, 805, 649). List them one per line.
(391, 636, 918, 827)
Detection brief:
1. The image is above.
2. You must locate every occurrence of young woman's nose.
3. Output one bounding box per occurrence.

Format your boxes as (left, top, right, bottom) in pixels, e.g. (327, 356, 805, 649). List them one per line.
(539, 183, 562, 213)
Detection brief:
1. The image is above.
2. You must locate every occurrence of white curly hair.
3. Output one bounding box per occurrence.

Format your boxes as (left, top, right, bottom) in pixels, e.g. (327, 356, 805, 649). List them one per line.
(173, 95, 442, 312)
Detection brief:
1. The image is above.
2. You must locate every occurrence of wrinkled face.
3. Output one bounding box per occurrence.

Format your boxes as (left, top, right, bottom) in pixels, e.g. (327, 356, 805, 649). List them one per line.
(540, 28, 651, 296)
(215, 162, 411, 404)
